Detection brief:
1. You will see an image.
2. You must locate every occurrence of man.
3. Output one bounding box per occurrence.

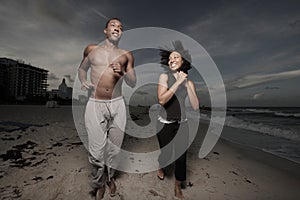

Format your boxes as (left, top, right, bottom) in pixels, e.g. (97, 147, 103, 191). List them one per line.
(78, 18, 136, 199)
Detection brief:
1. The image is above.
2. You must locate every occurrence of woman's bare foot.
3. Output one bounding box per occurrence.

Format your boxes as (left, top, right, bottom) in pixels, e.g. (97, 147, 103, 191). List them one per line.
(175, 180, 184, 199)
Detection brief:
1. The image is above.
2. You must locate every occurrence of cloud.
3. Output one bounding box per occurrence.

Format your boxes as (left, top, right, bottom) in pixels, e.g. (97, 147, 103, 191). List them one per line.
(226, 69, 300, 90)
(64, 75, 74, 83)
(48, 73, 59, 80)
(253, 93, 264, 100)
(91, 8, 110, 21)
(1, 0, 299, 106)
(182, 1, 300, 79)
(289, 19, 300, 29)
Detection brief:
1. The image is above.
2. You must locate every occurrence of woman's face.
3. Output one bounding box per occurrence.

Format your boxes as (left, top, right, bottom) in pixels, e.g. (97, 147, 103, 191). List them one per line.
(168, 51, 183, 71)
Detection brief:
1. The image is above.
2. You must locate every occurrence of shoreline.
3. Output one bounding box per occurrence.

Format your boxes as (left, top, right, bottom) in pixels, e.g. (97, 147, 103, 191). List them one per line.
(195, 115, 300, 166)
(188, 118, 300, 177)
(220, 137, 300, 178)
(1, 104, 300, 166)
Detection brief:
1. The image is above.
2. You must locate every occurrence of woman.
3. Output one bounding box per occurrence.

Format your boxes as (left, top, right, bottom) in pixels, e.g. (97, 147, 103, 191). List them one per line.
(156, 43, 199, 199)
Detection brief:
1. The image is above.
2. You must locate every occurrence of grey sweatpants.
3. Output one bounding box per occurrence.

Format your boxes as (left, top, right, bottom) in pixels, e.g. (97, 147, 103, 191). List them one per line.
(84, 96, 126, 188)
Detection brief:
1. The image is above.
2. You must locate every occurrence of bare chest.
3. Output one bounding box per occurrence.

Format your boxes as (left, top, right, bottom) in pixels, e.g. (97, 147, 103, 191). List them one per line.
(88, 49, 127, 68)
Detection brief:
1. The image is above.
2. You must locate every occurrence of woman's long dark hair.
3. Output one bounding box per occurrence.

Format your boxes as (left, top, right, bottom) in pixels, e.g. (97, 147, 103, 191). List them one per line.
(159, 40, 192, 74)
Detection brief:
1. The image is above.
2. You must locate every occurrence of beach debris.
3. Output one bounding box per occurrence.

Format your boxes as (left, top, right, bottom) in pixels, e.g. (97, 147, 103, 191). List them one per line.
(0, 170, 6, 179)
(187, 181, 193, 187)
(31, 159, 47, 167)
(0, 185, 22, 199)
(46, 152, 57, 157)
(245, 178, 252, 183)
(52, 142, 63, 147)
(213, 151, 220, 155)
(32, 176, 43, 182)
(0, 140, 49, 168)
(70, 142, 83, 146)
(0, 121, 49, 132)
(60, 137, 69, 142)
(9, 157, 34, 168)
(205, 188, 217, 193)
(229, 170, 239, 176)
(206, 172, 210, 178)
(1, 137, 15, 141)
(12, 186, 22, 198)
(76, 167, 85, 173)
(32, 151, 45, 156)
(13, 141, 38, 151)
(0, 150, 22, 161)
(149, 189, 159, 196)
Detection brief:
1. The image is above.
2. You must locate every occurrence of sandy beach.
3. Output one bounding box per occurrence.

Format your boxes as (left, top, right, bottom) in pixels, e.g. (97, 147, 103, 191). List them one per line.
(1, 105, 300, 200)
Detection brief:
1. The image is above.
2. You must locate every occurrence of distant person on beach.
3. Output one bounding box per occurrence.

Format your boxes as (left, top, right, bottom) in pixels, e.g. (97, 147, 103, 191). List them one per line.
(156, 41, 199, 199)
(78, 18, 136, 199)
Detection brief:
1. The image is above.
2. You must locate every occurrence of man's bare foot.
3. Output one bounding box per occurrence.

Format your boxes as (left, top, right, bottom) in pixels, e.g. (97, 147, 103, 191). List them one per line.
(157, 169, 164, 180)
(175, 180, 184, 199)
(107, 179, 116, 197)
(95, 185, 105, 200)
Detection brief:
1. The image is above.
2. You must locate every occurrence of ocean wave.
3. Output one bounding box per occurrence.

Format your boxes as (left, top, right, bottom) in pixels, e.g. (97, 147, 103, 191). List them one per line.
(188, 110, 300, 142)
(274, 112, 300, 118)
(228, 108, 300, 118)
(262, 148, 300, 164)
(245, 108, 274, 114)
(225, 116, 300, 142)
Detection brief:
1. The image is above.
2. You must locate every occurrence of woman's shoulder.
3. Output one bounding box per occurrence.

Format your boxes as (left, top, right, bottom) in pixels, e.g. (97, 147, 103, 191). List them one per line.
(159, 73, 169, 79)
(187, 79, 196, 88)
(187, 79, 195, 84)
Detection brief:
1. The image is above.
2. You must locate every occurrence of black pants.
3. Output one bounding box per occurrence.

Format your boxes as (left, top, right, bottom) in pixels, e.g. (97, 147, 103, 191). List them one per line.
(156, 120, 189, 182)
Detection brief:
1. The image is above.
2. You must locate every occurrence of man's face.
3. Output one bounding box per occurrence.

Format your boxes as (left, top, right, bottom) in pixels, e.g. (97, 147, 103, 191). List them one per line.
(104, 19, 123, 42)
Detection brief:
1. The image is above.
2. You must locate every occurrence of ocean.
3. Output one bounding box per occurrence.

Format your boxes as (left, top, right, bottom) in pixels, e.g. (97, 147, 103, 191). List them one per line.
(193, 107, 300, 164)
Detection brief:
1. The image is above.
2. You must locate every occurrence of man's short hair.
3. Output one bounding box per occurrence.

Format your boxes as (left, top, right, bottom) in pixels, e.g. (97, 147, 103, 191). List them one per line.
(105, 18, 122, 28)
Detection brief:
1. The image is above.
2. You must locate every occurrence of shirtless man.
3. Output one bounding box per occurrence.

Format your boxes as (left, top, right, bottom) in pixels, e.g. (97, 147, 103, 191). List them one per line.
(78, 18, 136, 199)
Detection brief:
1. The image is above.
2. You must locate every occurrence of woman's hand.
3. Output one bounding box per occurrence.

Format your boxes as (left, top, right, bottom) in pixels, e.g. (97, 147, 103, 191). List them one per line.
(176, 71, 188, 85)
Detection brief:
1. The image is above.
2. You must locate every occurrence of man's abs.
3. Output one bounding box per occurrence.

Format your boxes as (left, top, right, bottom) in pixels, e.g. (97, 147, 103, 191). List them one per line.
(90, 69, 123, 100)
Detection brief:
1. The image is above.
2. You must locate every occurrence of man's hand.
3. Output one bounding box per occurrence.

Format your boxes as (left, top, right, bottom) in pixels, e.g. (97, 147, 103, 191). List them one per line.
(110, 63, 125, 75)
(81, 81, 94, 91)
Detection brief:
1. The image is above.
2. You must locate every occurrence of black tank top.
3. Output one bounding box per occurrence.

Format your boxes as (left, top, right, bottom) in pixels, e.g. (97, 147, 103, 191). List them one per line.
(159, 73, 187, 121)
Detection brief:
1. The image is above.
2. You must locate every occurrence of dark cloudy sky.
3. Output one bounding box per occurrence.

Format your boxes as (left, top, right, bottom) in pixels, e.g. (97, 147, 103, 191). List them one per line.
(1, 0, 300, 106)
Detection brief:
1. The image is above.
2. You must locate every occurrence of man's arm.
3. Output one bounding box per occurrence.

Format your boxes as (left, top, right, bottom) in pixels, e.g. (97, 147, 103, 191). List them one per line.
(123, 51, 136, 88)
(78, 45, 96, 90)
